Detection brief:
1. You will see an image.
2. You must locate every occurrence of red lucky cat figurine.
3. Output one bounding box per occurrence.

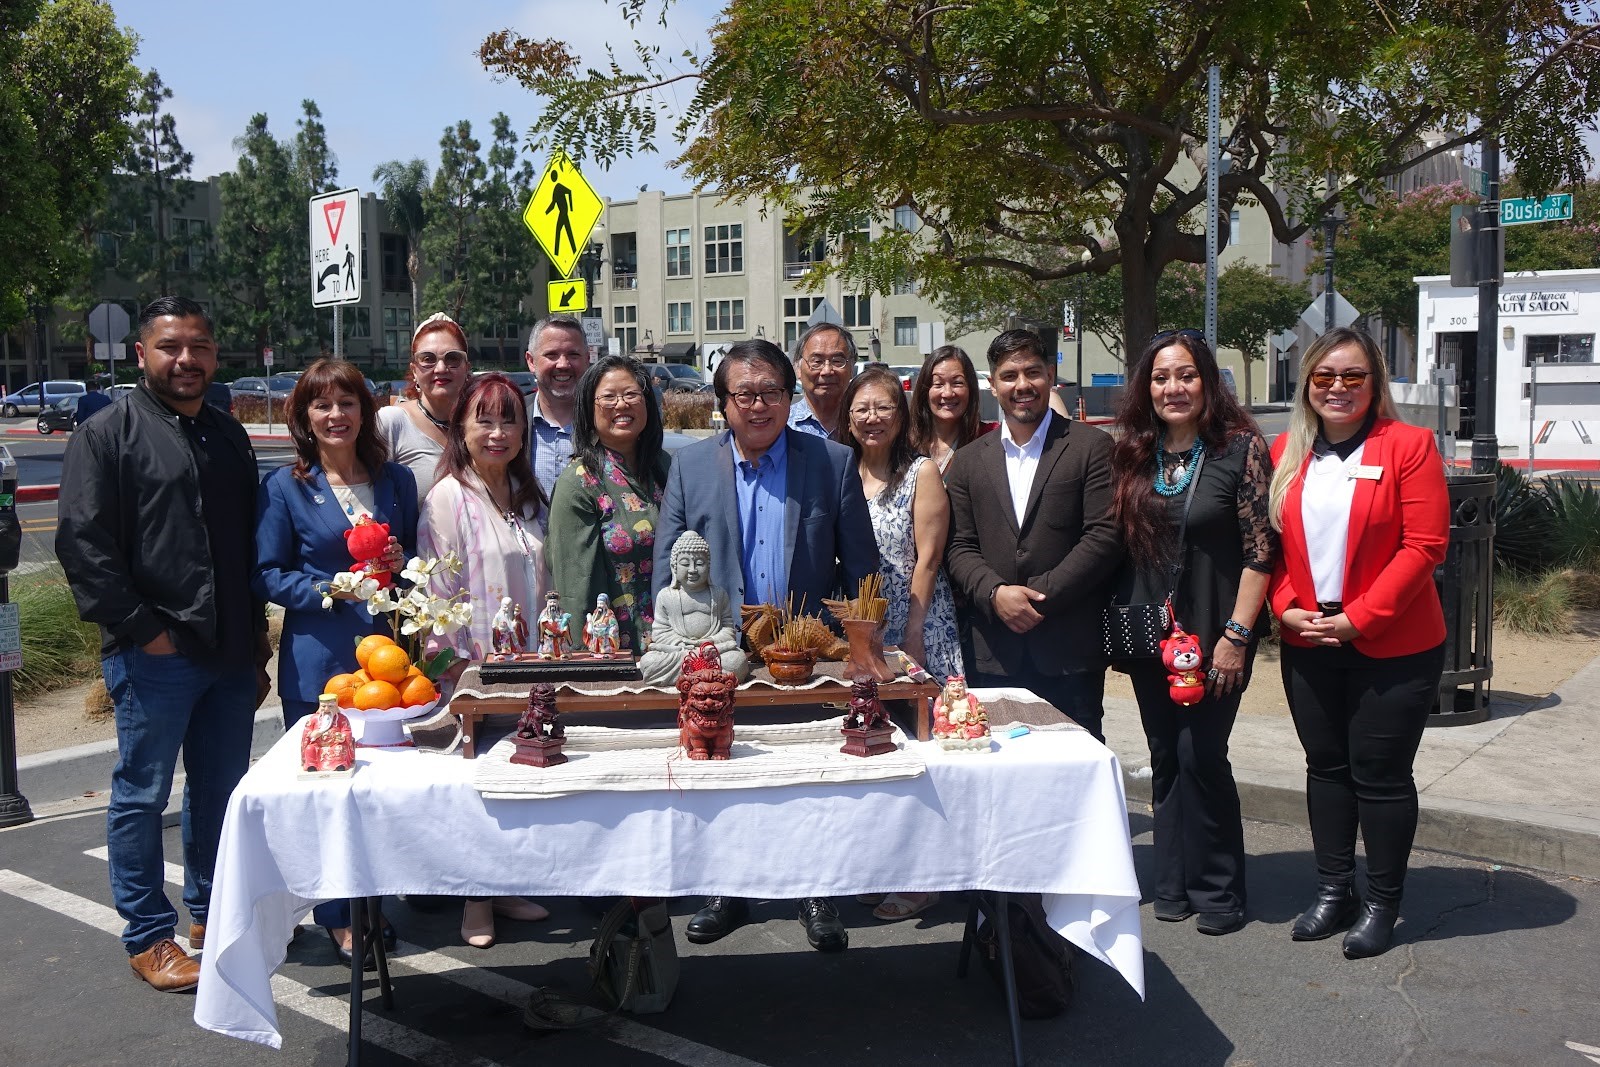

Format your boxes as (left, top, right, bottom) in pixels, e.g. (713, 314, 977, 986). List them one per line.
(1161, 626, 1206, 706)
(344, 515, 393, 588)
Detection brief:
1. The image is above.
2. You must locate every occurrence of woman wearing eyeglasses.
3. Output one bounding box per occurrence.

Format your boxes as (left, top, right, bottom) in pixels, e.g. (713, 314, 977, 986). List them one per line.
(1269, 327, 1449, 960)
(377, 312, 472, 501)
(548, 356, 671, 654)
(1109, 330, 1275, 937)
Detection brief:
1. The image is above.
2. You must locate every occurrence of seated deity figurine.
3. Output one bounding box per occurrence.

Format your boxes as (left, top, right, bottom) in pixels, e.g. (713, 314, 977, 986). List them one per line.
(637, 530, 751, 687)
(583, 593, 621, 656)
(536, 591, 573, 660)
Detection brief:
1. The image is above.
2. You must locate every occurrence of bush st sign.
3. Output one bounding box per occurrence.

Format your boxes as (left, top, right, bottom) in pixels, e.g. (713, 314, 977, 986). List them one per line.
(1500, 194, 1574, 227)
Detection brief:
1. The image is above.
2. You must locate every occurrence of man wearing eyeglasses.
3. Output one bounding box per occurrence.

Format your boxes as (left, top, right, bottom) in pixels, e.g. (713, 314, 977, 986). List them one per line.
(654, 336, 879, 953)
(789, 322, 857, 438)
(945, 329, 1121, 741)
(523, 315, 592, 524)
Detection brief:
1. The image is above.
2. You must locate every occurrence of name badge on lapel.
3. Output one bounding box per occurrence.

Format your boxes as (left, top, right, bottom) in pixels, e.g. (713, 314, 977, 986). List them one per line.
(1350, 465, 1383, 481)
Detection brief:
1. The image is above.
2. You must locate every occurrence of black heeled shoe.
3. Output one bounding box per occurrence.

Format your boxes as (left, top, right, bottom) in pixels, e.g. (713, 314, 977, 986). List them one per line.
(1291, 884, 1362, 942)
(323, 925, 376, 971)
(1342, 902, 1400, 959)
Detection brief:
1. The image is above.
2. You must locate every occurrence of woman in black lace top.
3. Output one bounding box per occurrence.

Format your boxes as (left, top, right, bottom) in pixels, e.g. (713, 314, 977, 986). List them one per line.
(1110, 330, 1277, 936)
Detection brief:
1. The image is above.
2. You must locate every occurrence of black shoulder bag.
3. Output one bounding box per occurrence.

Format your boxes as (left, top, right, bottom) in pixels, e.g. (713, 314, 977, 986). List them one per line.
(1100, 449, 1205, 661)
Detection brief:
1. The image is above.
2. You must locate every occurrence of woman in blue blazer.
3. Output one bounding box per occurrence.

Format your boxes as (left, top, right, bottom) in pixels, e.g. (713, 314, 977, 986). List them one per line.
(253, 359, 417, 961)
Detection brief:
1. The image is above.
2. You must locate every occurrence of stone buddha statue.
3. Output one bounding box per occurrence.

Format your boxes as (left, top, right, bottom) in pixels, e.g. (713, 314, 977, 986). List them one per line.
(638, 530, 752, 687)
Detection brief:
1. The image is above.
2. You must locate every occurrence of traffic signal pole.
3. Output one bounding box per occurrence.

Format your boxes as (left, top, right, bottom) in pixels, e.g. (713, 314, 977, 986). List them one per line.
(1472, 132, 1501, 474)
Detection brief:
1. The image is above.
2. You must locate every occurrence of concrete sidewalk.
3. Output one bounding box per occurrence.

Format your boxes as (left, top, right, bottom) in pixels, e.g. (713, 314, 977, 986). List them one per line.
(1107, 653, 1600, 880)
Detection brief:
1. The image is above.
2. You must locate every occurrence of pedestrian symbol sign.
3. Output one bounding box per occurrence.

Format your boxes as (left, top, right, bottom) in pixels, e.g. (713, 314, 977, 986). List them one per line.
(547, 278, 589, 314)
(310, 188, 362, 307)
(523, 150, 602, 279)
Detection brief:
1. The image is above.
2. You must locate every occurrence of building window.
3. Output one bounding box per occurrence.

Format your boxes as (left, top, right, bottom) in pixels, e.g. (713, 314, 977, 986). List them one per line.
(95, 231, 119, 263)
(1228, 208, 1241, 247)
(893, 316, 918, 347)
(1525, 334, 1595, 364)
(381, 306, 413, 363)
(704, 223, 743, 274)
(893, 205, 919, 231)
(614, 304, 638, 355)
(347, 308, 372, 339)
(170, 217, 207, 272)
(844, 294, 871, 329)
(667, 301, 693, 334)
(783, 296, 824, 349)
(381, 235, 409, 293)
(706, 299, 744, 333)
(666, 228, 692, 277)
(891, 274, 918, 296)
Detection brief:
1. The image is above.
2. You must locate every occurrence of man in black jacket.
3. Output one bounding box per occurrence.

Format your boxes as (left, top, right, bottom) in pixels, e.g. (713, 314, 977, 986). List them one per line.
(57, 296, 270, 993)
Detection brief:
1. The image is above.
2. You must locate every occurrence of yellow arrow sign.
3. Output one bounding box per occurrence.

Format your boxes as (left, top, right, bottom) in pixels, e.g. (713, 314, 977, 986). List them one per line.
(547, 277, 589, 314)
(523, 150, 603, 279)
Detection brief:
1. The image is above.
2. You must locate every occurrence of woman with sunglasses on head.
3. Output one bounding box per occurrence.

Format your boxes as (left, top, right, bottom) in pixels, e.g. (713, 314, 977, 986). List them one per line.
(377, 312, 472, 501)
(547, 356, 671, 654)
(1269, 327, 1449, 960)
(1109, 329, 1275, 937)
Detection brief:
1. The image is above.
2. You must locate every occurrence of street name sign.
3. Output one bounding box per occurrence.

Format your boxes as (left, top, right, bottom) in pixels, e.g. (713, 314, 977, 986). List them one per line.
(310, 188, 363, 306)
(1501, 194, 1574, 227)
(523, 151, 602, 279)
(547, 278, 589, 314)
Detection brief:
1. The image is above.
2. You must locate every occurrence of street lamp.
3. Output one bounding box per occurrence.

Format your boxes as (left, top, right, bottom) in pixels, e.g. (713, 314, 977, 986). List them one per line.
(1321, 203, 1344, 336)
(869, 329, 881, 361)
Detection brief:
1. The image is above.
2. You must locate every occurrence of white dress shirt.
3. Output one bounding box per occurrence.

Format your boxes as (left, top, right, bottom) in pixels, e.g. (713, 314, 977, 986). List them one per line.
(999, 408, 1053, 526)
(1302, 441, 1365, 603)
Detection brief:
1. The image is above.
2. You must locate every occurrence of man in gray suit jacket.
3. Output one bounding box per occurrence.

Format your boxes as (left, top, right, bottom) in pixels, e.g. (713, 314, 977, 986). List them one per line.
(945, 329, 1122, 741)
(653, 338, 879, 953)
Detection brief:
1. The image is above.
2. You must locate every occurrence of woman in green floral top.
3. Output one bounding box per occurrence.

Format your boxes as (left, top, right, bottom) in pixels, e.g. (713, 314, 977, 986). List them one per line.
(548, 356, 671, 653)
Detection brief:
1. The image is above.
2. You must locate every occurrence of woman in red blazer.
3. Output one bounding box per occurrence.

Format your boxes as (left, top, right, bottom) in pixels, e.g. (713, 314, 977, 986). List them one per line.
(1268, 327, 1449, 960)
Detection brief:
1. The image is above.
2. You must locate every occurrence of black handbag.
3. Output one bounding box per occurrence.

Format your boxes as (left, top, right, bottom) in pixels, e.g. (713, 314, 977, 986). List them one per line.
(1101, 449, 1205, 660)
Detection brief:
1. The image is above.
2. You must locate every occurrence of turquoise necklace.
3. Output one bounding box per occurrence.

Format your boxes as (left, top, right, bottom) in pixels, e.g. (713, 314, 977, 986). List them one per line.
(1153, 431, 1204, 497)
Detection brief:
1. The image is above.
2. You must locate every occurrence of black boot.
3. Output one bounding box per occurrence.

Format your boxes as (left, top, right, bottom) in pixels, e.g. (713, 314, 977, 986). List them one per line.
(1291, 884, 1361, 942)
(1342, 901, 1399, 959)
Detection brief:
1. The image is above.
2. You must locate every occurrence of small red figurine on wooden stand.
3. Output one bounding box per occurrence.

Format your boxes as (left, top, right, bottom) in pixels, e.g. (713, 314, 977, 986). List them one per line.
(510, 682, 568, 767)
(677, 642, 736, 760)
(840, 675, 896, 756)
(300, 694, 356, 776)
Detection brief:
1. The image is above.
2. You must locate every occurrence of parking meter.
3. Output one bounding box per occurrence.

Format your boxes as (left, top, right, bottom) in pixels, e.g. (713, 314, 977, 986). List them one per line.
(0, 449, 19, 575)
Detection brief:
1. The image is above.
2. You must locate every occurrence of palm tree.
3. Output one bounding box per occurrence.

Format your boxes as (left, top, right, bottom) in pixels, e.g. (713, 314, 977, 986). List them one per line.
(371, 158, 429, 327)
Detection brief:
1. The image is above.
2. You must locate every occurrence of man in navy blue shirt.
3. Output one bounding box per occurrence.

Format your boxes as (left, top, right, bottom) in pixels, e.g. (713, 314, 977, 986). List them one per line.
(73, 381, 112, 425)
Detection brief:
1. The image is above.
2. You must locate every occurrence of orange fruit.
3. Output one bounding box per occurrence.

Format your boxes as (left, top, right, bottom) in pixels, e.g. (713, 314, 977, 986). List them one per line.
(333, 684, 357, 709)
(322, 672, 358, 695)
(405, 664, 424, 679)
(352, 669, 371, 685)
(355, 634, 397, 670)
(399, 674, 437, 707)
(353, 679, 403, 711)
(366, 644, 412, 684)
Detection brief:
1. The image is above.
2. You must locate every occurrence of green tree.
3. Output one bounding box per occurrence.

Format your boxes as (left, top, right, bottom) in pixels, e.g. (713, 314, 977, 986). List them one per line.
(106, 70, 197, 302)
(480, 0, 1600, 354)
(1215, 262, 1307, 403)
(473, 113, 538, 358)
(0, 0, 138, 345)
(208, 113, 305, 357)
(419, 120, 486, 325)
(371, 157, 430, 326)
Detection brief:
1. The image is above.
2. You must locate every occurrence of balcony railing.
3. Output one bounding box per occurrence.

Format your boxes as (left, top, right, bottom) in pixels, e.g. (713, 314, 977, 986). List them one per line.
(612, 272, 639, 291)
(783, 261, 816, 280)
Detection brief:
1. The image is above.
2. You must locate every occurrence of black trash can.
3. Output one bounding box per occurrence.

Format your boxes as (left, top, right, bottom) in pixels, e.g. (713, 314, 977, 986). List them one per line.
(1429, 473, 1495, 727)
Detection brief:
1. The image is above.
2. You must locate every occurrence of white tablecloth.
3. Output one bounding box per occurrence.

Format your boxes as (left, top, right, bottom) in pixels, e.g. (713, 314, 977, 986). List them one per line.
(195, 699, 1146, 1048)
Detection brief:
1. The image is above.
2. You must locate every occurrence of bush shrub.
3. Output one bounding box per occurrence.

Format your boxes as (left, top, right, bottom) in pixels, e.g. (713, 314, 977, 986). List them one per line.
(1491, 463, 1554, 574)
(10, 567, 102, 697)
(1545, 478, 1600, 569)
(1492, 569, 1572, 635)
(662, 393, 714, 430)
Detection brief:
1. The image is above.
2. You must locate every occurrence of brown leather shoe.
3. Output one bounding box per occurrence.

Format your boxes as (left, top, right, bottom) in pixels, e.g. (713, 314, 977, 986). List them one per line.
(129, 938, 200, 992)
(188, 923, 205, 951)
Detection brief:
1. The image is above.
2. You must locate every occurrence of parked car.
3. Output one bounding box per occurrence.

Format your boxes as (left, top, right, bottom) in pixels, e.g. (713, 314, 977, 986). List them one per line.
(109, 382, 138, 398)
(205, 381, 233, 413)
(36, 395, 78, 434)
(3, 380, 87, 418)
(230, 375, 297, 402)
(501, 371, 537, 397)
(643, 363, 710, 394)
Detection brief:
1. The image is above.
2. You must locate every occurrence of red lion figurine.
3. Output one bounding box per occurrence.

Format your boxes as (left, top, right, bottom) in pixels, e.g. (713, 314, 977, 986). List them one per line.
(1161, 626, 1206, 706)
(344, 515, 393, 588)
(677, 641, 736, 760)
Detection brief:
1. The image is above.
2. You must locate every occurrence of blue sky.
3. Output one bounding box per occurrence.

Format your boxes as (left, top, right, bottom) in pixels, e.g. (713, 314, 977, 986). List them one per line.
(111, 0, 717, 199)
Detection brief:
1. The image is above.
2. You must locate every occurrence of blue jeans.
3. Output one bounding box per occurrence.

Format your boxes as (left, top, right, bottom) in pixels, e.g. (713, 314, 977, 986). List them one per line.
(103, 646, 256, 955)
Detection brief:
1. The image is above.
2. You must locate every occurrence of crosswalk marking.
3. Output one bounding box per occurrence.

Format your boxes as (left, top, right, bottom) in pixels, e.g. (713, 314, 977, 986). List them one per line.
(74, 848, 767, 1067)
(1567, 1039, 1600, 1064)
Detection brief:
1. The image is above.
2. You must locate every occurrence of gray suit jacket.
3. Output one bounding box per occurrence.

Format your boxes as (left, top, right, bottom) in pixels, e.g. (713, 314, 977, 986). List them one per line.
(653, 429, 879, 618)
(944, 415, 1121, 675)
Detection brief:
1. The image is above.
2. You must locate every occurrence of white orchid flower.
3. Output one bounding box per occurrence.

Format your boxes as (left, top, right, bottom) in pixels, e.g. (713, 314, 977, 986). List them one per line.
(366, 587, 401, 616)
(400, 606, 436, 636)
(400, 556, 436, 587)
(321, 594, 334, 610)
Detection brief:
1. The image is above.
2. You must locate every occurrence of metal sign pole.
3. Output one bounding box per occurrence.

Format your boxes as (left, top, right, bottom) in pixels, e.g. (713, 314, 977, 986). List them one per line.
(334, 305, 343, 361)
(1528, 358, 1538, 473)
(1204, 64, 1220, 353)
(1472, 130, 1502, 474)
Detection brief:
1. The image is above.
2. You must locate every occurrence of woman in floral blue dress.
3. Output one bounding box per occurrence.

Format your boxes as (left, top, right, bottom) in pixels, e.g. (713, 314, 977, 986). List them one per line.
(548, 356, 670, 653)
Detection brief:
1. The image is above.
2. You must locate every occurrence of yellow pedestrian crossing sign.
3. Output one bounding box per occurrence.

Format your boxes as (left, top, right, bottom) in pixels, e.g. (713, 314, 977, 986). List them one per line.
(547, 278, 588, 314)
(523, 150, 603, 279)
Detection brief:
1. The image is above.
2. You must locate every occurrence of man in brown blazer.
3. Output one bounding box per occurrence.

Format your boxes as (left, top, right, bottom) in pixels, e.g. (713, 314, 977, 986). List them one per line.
(945, 329, 1121, 740)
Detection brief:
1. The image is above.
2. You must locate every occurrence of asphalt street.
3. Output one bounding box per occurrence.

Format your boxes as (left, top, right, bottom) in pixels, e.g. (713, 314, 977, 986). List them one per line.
(1, 796, 1595, 1067)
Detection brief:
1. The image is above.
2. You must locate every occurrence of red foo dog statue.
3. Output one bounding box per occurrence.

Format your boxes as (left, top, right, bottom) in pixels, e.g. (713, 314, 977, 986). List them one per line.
(677, 641, 736, 760)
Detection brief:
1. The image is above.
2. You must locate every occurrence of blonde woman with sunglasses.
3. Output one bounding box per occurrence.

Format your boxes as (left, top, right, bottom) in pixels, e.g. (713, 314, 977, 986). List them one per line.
(1268, 327, 1449, 960)
(376, 312, 472, 501)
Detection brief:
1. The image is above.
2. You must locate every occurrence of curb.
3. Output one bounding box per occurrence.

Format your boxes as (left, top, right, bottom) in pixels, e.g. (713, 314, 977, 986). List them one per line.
(16, 705, 287, 807)
(1121, 766, 1600, 881)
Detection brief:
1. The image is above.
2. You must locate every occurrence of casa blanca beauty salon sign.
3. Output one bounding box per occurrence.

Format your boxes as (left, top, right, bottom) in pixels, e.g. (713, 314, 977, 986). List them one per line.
(1499, 290, 1577, 316)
